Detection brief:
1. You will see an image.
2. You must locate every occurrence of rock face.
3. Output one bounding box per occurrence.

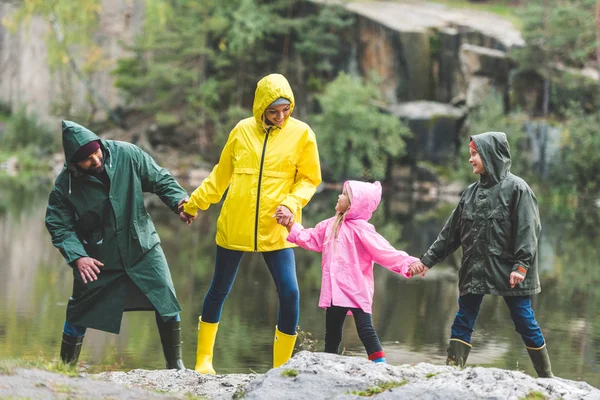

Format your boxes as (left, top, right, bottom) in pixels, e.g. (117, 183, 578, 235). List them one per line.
(94, 351, 600, 400)
(388, 101, 467, 164)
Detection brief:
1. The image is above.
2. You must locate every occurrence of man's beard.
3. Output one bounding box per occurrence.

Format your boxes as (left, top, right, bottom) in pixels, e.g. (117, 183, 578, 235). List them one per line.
(76, 159, 105, 174)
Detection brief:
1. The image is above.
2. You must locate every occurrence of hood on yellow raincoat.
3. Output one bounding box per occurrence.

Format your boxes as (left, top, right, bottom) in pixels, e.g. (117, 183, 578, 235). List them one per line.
(185, 74, 322, 252)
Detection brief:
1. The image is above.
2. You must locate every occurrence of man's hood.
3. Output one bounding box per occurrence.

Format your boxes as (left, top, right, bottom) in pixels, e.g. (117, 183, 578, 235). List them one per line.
(252, 74, 295, 129)
(344, 180, 382, 221)
(62, 120, 102, 163)
(471, 131, 511, 187)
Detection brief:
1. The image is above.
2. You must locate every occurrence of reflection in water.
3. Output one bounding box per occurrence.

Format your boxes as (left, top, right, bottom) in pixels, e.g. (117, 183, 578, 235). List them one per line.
(0, 177, 598, 387)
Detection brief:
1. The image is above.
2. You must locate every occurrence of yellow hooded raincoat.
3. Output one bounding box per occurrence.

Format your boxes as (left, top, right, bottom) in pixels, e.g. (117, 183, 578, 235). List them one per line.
(184, 74, 322, 252)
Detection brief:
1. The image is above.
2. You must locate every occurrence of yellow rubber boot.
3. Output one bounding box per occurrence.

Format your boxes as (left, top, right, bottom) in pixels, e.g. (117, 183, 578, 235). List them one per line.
(195, 317, 218, 374)
(273, 326, 297, 368)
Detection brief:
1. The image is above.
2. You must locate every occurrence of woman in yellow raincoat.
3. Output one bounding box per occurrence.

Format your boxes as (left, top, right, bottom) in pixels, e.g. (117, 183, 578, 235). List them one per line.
(183, 74, 322, 373)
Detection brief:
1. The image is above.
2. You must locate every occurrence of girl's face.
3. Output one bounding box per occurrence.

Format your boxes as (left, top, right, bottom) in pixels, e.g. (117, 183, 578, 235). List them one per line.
(335, 188, 351, 213)
(265, 104, 291, 127)
(469, 147, 486, 175)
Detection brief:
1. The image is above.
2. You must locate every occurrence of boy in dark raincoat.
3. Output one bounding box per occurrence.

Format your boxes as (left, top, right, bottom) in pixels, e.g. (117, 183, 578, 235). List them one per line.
(45, 121, 189, 369)
(410, 132, 554, 378)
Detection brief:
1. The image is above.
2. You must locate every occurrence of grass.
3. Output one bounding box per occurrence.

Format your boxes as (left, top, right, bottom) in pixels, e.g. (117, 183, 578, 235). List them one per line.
(520, 392, 547, 400)
(427, 0, 521, 25)
(426, 372, 439, 378)
(0, 358, 79, 377)
(281, 369, 299, 378)
(346, 380, 409, 397)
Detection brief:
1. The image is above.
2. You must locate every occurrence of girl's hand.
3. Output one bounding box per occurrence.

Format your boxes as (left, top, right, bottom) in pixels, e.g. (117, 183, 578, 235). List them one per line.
(409, 261, 429, 277)
(273, 205, 294, 227)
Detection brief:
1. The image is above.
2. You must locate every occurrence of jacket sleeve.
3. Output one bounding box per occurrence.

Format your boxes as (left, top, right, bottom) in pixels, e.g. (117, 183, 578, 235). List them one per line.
(184, 129, 235, 216)
(358, 223, 418, 278)
(280, 128, 322, 215)
(420, 202, 463, 268)
(511, 187, 541, 275)
(135, 146, 188, 213)
(286, 220, 328, 253)
(45, 189, 87, 265)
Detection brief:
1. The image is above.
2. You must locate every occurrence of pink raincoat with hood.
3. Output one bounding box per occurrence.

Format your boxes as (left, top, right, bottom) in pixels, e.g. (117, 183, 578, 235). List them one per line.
(287, 180, 418, 313)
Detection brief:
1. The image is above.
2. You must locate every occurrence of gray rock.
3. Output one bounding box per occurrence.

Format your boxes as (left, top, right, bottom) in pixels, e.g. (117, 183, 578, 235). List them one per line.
(460, 44, 512, 83)
(388, 101, 467, 164)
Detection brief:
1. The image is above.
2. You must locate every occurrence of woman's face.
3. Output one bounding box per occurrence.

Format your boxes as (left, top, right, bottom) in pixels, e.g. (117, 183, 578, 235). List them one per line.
(335, 188, 351, 213)
(265, 103, 291, 127)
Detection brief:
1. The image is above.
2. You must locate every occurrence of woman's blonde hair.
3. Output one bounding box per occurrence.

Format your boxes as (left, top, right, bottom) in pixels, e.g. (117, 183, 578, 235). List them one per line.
(325, 184, 351, 245)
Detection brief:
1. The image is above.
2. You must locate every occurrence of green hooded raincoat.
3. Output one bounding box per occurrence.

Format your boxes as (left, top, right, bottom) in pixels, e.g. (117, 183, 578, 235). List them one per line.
(421, 131, 542, 296)
(45, 121, 187, 333)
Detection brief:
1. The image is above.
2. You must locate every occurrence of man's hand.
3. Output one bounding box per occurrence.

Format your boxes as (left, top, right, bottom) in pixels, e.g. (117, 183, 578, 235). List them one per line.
(273, 205, 294, 228)
(178, 197, 197, 225)
(509, 271, 525, 288)
(73, 257, 104, 284)
(408, 261, 429, 278)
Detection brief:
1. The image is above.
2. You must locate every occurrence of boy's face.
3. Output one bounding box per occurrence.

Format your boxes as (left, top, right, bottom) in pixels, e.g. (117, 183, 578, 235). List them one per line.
(335, 188, 351, 213)
(469, 147, 485, 175)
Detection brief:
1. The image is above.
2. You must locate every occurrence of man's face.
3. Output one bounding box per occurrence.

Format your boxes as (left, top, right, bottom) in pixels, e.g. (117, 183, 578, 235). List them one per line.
(76, 148, 104, 173)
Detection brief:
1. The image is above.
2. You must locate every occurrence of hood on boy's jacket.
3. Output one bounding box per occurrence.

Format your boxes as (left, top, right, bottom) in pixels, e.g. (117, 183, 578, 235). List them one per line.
(62, 120, 102, 164)
(252, 74, 295, 128)
(344, 180, 382, 221)
(470, 131, 512, 187)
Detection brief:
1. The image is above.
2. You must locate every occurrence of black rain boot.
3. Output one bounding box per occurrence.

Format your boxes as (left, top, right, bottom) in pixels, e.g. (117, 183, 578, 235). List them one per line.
(60, 333, 84, 365)
(446, 338, 472, 367)
(527, 345, 554, 378)
(158, 320, 185, 370)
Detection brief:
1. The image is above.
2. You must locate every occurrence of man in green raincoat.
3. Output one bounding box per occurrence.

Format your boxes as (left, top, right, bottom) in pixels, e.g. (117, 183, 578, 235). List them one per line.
(410, 132, 554, 378)
(45, 121, 189, 369)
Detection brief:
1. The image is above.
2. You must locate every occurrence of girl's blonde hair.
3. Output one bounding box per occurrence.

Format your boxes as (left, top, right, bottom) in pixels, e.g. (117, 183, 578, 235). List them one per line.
(325, 185, 351, 245)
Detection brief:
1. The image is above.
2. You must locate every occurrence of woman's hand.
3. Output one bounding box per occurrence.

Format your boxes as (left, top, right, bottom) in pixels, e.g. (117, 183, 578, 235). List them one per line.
(274, 205, 294, 227)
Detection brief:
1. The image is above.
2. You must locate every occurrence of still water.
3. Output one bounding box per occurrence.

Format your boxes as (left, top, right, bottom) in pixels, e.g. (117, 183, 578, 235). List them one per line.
(0, 175, 598, 387)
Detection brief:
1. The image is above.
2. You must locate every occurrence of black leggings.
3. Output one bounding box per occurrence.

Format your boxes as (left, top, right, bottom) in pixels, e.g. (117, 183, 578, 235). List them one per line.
(324, 306, 383, 359)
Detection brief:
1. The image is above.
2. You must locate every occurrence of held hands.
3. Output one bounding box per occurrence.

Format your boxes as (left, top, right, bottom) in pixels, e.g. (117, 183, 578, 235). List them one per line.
(408, 261, 429, 278)
(178, 197, 197, 225)
(509, 271, 525, 288)
(73, 257, 104, 284)
(273, 205, 294, 231)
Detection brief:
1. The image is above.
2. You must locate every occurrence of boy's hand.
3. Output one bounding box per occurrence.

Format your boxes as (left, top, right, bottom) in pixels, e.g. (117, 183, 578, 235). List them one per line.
(509, 271, 525, 288)
(409, 261, 429, 277)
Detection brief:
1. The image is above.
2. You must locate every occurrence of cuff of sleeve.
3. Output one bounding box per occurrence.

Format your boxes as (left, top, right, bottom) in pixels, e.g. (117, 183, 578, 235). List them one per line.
(420, 255, 434, 269)
(280, 199, 298, 215)
(287, 223, 302, 243)
(513, 264, 528, 276)
(183, 202, 199, 217)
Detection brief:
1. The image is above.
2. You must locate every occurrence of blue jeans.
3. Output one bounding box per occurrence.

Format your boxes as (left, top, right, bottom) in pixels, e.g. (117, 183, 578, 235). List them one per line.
(201, 245, 299, 335)
(63, 312, 180, 337)
(450, 294, 545, 348)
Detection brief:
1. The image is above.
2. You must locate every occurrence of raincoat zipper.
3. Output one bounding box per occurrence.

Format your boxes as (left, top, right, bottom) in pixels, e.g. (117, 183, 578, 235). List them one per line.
(254, 130, 270, 252)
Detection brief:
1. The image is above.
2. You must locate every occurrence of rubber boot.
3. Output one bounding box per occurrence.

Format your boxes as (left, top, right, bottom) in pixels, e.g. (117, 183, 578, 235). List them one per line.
(527, 345, 554, 378)
(446, 338, 472, 367)
(60, 333, 84, 365)
(157, 320, 185, 370)
(195, 317, 218, 374)
(273, 326, 297, 368)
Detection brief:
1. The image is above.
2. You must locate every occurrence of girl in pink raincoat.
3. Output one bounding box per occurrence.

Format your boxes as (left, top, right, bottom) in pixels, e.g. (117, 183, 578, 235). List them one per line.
(277, 180, 419, 363)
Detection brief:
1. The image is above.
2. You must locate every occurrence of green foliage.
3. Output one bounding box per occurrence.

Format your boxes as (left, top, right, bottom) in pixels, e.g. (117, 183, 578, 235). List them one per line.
(346, 380, 409, 397)
(0, 107, 59, 154)
(296, 326, 318, 352)
(520, 391, 547, 400)
(0, 358, 79, 377)
(551, 106, 600, 198)
(311, 73, 411, 180)
(514, 0, 596, 69)
(281, 368, 298, 377)
(113, 0, 352, 160)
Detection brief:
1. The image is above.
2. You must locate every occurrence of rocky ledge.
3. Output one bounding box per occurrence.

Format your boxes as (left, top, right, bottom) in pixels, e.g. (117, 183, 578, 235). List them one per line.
(2, 352, 598, 399)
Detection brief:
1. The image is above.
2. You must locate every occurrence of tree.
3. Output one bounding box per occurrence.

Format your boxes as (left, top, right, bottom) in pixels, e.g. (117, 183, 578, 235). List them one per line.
(310, 73, 411, 181)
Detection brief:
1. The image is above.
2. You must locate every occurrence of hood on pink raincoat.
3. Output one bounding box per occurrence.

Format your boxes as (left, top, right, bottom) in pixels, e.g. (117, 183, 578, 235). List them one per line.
(344, 180, 382, 221)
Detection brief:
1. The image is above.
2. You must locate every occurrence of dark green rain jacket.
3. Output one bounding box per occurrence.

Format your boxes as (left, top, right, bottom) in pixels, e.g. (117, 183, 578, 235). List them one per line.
(421, 131, 541, 296)
(45, 121, 188, 333)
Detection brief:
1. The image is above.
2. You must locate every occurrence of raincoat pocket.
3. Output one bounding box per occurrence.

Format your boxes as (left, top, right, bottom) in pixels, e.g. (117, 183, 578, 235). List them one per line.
(487, 206, 510, 250)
